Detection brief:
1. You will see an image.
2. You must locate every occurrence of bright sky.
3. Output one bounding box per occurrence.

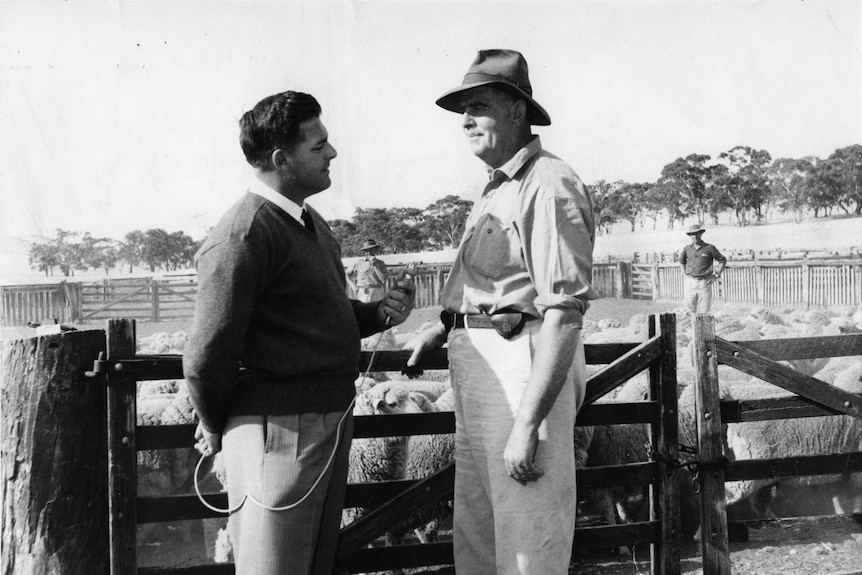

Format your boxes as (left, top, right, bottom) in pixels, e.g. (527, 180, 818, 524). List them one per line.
(1, 0, 860, 242)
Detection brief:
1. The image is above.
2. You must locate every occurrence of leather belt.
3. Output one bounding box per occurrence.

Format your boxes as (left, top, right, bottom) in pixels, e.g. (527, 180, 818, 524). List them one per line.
(440, 310, 534, 339)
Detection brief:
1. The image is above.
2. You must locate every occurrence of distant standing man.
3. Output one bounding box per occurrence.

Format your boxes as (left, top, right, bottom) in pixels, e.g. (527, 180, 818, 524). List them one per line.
(347, 239, 389, 302)
(679, 224, 726, 314)
(184, 91, 415, 575)
(407, 49, 598, 575)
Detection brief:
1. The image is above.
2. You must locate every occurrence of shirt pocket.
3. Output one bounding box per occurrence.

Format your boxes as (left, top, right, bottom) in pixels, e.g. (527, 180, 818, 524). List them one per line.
(463, 214, 513, 279)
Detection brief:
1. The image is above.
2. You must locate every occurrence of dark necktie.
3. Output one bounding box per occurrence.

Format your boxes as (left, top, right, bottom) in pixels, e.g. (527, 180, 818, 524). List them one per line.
(301, 209, 315, 233)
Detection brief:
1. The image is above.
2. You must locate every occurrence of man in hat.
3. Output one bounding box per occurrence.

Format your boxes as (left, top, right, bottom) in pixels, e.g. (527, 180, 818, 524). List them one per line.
(346, 238, 389, 302)
(407, 49, 597, 575)
(184, 91, 415, 575)
(679, 224, 726, 314)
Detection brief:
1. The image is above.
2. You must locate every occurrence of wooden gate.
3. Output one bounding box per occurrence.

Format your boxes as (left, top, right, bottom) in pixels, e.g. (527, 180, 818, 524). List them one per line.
(0, 282, 82, 326)
(691, 315, 862, 574)
(93, 314, 684, 574)
(632, 263, 656, 300)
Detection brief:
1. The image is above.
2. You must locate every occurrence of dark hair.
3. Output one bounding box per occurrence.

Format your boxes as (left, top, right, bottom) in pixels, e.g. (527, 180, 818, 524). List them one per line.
(239, 91, 322, 168)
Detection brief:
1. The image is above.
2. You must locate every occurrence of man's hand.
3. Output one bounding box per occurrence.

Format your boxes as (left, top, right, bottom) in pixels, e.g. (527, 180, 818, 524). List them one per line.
(378, 270, 416, 327)
(405, 321, 448, 367)
(194, 421, 221, 456)
(503, 420, 545, 485)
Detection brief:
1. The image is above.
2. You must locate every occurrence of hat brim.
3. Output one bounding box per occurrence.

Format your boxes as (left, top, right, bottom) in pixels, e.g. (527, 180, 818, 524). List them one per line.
(435, 81, 551, 126)
(687, 230, 705, 235)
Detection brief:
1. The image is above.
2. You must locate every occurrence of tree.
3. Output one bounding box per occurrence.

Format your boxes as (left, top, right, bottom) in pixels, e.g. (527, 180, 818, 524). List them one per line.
(141, 229, 173, 272)
(713, 146, 772, 226)
(819, 145, 862, 214)
(586, 180, 621, 235)
(119, 230, 146, 273)
(166, 231, 197, 271)
(28, 242, 59, 277)
(655, 154, 713, 225)
(767, 157, 817, 223)
(80, 233, 119, 275)
(328, 219, 360, 255)
(421, 195, 473, 249)
(604, 182, 646, 232)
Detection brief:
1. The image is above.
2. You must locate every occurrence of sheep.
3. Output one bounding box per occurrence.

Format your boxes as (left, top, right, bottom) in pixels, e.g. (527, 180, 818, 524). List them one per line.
(576, 375, 724, 543)
(401, 389, 456, 545)
(342, 382, 425, 543)
(136, 383, 209, 554)
(137, 330, 189, 354)
(722, 371, 862, 523)
(393, 379, 451, 404)
(574, 376, 654, 549)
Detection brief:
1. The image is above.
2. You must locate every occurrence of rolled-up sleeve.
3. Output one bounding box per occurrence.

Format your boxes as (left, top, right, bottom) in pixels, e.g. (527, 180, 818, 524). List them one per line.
(523, 184, 598, 317)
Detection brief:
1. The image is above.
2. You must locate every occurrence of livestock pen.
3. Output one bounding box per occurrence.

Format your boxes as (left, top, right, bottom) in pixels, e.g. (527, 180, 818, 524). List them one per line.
(689, 315, 862, 574)
(3, 314, 685, 574)
(3, 314, 861, 574)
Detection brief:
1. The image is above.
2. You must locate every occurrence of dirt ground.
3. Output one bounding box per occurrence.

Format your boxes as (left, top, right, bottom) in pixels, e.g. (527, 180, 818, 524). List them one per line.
(570, 515, 862, 575)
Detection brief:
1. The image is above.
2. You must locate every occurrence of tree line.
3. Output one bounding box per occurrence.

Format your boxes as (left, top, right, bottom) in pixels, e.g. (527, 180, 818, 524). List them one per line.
(28, 228, 199, 277)
(590, 144, 861, 233)
(26, 195, 474, 276)
(26, 143, 860, 275)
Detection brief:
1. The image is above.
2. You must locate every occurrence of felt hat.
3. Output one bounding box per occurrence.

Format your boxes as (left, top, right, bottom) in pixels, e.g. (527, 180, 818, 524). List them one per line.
(360, 239, 381, 251)
(686, 224, 706, 235)
(435, 49, 551, 126)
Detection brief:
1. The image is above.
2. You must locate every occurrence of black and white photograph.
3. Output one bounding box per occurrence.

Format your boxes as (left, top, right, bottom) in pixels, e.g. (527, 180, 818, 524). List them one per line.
(2, 1, 860, 574)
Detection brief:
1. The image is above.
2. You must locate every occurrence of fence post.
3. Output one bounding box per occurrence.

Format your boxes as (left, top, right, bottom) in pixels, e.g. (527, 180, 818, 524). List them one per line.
(754, 264, 764, 305)
(151, 279, 160, 322)
(615, 261, 624, 298)
(648, 313, 680, 575)
(692, 314, 731, 574)
(801, 262, 810, 310)
(1, 329, 109, 573)
(106, 319, 138, 575)
(855, 263, 862, 306)
(651, 262, 660, 301)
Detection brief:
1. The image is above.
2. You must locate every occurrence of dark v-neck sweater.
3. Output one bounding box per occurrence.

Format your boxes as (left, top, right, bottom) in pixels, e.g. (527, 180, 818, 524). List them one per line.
(183, 192, 384, 433)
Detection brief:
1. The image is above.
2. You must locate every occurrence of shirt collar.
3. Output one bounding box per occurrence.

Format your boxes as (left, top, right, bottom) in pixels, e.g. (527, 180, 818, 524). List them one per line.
(486, 135, 543, 182)
(248, 176, 305, 223)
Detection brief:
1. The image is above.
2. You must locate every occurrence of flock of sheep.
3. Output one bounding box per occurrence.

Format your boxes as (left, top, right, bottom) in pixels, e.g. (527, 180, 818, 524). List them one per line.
(133, 302, 862, 567)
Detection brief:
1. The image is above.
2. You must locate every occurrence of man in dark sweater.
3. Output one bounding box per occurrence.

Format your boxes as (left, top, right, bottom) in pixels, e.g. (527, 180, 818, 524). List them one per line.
(183, 91, 415, 575)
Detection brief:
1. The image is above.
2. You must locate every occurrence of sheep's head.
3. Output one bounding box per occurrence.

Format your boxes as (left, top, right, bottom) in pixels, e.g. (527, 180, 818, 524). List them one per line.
(366, 383, 424, 415)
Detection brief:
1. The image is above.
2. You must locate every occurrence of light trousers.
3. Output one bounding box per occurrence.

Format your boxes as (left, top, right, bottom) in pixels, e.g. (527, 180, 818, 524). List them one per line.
(222, 410, 353, 575)
(684, 276, 714, 314)
(447, 320, 585, 575)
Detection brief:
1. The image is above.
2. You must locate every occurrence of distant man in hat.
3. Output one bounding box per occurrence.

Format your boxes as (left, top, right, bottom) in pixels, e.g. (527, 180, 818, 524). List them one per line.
(184, 91, 415, 575)
(346, 239, 389, 302)
(679, 224, 726, 314)
(407, 49, 598, 575)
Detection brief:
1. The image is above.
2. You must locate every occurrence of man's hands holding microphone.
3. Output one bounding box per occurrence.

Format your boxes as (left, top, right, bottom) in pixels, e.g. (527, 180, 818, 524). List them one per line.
(378, 264, 418, 327)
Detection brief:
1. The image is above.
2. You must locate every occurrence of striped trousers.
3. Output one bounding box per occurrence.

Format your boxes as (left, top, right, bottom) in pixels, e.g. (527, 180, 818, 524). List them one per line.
(222, 410, 353, 575)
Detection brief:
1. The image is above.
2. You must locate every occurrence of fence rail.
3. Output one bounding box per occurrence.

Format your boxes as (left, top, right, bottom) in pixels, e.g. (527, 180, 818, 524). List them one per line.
(4, 315, 861, 574)
(3, 257, 860, 327)
(95, 314, 681, 575)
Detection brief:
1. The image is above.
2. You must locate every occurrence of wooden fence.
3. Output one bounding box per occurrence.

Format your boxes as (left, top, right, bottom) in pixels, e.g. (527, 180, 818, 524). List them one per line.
(76, 314, 683, 574)
(690, 315, 862, 573)
(3, 315, 861, 574)
(652, 259, 862, 307)
(3, 258, 860, 328)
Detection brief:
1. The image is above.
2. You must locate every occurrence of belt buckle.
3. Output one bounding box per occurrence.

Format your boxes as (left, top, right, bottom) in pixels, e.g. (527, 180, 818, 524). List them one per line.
(489, 312, 526, 339)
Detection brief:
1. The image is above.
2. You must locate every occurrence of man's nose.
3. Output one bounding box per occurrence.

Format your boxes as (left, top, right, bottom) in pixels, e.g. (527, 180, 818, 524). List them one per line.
(462, 113, 475, 129)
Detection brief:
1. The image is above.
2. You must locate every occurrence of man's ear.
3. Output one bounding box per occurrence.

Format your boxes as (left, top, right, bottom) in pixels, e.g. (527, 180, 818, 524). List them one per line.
(271, 148, 291, 170)
(512, 99, 528, 126)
